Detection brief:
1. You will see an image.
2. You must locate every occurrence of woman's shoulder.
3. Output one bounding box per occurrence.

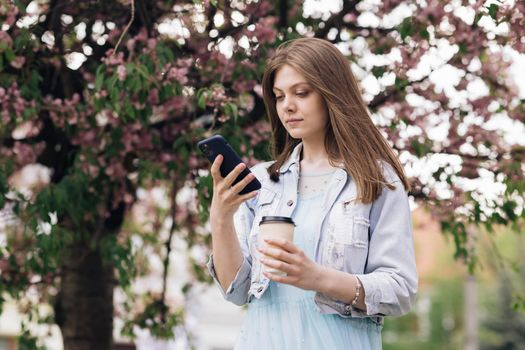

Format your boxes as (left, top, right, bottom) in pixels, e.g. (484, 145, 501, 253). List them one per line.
(378, 160, 403, 185)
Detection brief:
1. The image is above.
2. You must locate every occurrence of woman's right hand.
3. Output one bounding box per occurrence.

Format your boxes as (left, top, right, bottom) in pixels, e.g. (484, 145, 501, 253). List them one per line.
(209, 155, 259, 220)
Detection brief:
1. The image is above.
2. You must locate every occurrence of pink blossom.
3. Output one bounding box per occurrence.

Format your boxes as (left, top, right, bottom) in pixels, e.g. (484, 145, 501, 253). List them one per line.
(238, 93, 255, 113)
(148, 89, 159, 104)
(10, 56, 25, 69)
(138, 132, 153, 150)
(0, 31, 13, 48)
(233, 79, 256, 93)
(107, 28, 123, 44)
(167, 67, 188, 85)
(245, 0, 273, 17)
(126, 38, 136, 52)
(1, 109, 9, 123)
(188, 155, 198, 168)
(105, 160, 126, 179)
(94, 90, 108, 99)
(134, 27, 148, 43)
(2, 4, 19, 27)
(117, 65, 127, 81)
(87, 164, 100, 177)
(343, 13, 357, 23)
(240, 59, 256, 70)
(210, 85, 226, 102)
(12, 141, 45, 166)
(77, 130, 97, 145)
(177, 58, 193, 68)
(164, 96, 186, 112)
(253, 84, 263, 98)
(102, 50, 124, 66)
(160, 153, 173, 162)
(175, 205, 189, 224)
(124, 193, 134, 204)
(146, 38, 157, 50)
(248, 17, 277, 44)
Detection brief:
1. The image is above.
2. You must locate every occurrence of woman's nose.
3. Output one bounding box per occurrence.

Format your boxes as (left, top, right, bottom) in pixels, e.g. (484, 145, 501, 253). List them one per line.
(283, 96, 296, 113)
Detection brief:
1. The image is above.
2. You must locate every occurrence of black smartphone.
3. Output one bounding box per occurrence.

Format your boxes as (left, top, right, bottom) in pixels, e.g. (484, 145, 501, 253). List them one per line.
(197, 135, 262, 195)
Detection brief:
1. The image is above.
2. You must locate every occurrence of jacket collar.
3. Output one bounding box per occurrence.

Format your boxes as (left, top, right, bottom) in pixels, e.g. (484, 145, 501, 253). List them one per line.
(278, 142, 347, 175)
(279, 142, 302, 174)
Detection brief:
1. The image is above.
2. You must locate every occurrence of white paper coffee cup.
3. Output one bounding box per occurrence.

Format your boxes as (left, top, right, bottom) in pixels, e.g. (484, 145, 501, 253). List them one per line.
(258, 216, 295, 276)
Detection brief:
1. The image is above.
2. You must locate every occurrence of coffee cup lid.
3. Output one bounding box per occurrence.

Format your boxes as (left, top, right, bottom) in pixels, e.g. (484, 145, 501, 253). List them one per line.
(259, 216, 295, 226)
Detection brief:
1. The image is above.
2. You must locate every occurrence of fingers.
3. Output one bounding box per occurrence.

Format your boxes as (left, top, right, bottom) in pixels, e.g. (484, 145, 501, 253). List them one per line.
(210, 154, 224, 181)
(262, 238, 300, 254)
(263, 270, 289, 283)
(230, 172, 255, 194)
(210, 155, 248, 190)
(235, 190, 259, 203)
(222, 162, 247, 188)
(260, 258, 292, 274)
(261, 260, 299, 283)
(258, 243, 297, 263)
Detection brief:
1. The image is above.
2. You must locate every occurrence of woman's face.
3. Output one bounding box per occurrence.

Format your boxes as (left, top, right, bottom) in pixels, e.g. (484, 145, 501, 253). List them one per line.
(272, 64, 329, 142)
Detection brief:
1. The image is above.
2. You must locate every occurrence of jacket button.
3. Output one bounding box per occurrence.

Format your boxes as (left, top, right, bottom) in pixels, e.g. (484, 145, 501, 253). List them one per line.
(287, 200, 293, 206)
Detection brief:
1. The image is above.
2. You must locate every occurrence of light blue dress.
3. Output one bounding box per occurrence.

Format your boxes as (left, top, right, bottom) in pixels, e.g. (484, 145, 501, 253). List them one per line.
(234, 192, 383, 349)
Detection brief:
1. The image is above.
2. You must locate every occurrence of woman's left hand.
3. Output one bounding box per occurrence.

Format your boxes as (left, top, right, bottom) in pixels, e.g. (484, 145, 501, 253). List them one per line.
(258, 238, 323, 291)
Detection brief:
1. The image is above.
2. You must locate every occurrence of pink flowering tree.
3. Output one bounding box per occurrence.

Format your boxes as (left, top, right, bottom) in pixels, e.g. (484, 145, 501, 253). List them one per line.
(0, 0, 523, 349)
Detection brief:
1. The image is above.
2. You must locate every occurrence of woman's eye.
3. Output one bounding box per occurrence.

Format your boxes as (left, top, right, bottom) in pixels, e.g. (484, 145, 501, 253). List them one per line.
(275, 95, 284, 101)
(296, 91, 309, 97)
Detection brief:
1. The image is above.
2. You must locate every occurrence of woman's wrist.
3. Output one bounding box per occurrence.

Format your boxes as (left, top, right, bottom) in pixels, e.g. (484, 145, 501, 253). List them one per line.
(210, 209, 233, 226)
(314, 266, 365, 308)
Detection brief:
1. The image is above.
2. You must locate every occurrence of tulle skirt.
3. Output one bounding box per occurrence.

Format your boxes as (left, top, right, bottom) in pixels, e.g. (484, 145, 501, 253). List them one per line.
(234, 282, 382, 350)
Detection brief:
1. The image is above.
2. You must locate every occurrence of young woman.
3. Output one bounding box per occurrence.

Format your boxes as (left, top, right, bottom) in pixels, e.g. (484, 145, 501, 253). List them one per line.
(206, 38, 418, 349)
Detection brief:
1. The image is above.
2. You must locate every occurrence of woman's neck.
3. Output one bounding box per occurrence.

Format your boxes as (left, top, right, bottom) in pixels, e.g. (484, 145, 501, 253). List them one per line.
(300, 139, 334, 173)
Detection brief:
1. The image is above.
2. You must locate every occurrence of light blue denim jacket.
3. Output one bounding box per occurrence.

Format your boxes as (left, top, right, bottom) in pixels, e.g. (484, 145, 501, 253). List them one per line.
(207, 143, 418, 324)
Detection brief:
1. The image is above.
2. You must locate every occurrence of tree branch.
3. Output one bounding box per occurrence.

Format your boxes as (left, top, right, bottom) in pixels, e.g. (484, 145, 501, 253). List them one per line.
(160, 178, 180, 323)
(314, 0, 359, 38)
(278, 0, 288, 29)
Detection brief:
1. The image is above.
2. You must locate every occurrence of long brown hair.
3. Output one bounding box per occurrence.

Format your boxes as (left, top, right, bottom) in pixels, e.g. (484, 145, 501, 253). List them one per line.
(261, 38, 410, 203)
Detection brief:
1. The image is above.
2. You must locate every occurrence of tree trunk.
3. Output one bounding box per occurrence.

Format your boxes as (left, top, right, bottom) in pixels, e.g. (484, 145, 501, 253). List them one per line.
(55, 239, 115, 350)
(464, 224, 478, 350)
(464, 273, 478, 350)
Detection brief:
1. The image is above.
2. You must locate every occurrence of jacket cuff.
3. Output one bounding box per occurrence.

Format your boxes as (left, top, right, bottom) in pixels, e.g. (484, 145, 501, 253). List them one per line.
(206, 253, 251, 298)
(355, 273, 383, 316)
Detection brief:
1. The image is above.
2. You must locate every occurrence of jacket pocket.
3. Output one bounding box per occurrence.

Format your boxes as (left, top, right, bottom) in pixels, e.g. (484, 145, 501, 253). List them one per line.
(322, 200, 370, 272)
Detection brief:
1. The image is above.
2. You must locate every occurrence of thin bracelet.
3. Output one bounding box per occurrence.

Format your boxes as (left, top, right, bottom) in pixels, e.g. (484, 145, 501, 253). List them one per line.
(351, 276, 361, 308)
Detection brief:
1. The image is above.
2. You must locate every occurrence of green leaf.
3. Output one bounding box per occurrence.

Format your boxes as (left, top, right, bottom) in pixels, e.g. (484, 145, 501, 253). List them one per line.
(473, 12, 484, 25)
(371, 66, 386, 78)
(420, 28, 430, 40)
(5, 48, 16, 62)
(488, 4, 498, 21)
(458, 43, 468, 55)
(197, 88, 208, 109)
(394, 76, 409, 91)
(95, 64, 105, 91)
(398, 17, 414, 41)
(411, 139, 431, 157)
(223, 102, 238, 121)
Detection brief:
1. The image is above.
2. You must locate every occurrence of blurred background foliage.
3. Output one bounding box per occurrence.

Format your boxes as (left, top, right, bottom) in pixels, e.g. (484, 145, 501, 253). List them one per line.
(0, 0, 524, 349)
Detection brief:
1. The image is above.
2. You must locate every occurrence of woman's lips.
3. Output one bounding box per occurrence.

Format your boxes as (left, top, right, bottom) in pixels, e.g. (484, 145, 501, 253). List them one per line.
(286, 119, 303, 125)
